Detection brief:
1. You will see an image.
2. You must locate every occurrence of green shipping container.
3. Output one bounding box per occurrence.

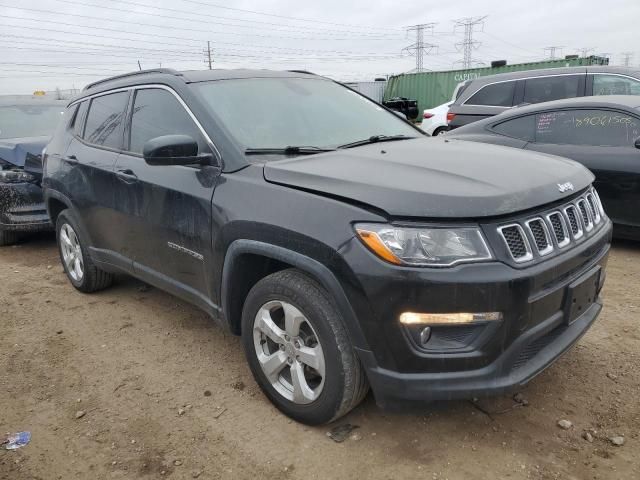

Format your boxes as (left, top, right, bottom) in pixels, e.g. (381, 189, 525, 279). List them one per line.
(383, 56, 610, 113)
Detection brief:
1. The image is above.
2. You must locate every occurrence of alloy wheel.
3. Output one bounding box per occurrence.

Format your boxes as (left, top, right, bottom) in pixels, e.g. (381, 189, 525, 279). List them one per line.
(59, 223, 84, 282)
(253, 300, 326, 404)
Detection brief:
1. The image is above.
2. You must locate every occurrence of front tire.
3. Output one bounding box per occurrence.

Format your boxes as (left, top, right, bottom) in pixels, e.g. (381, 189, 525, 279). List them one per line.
(241, 269, 369, 425)
(56, 209, 113, 293)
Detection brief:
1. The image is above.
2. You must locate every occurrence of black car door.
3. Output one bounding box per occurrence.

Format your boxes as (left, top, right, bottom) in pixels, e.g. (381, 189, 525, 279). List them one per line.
(63, 91, 130, 267)
(113, 86, 219, 302)
(524, 108, 640, 229)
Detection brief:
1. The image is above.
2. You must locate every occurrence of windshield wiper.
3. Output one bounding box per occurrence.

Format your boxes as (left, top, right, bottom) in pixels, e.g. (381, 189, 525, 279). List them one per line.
(337, 134, 415, 149)
(245, 146, 336, 155)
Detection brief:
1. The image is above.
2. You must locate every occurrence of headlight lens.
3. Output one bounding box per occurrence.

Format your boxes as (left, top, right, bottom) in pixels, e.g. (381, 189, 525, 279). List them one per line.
(355, 223, 492, 267)
(0, 169, 35, 184)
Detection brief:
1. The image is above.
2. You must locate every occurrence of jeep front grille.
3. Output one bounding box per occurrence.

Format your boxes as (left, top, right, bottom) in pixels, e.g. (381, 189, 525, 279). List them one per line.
(497, 224, 532, 263)
(498, 188, 605, 263)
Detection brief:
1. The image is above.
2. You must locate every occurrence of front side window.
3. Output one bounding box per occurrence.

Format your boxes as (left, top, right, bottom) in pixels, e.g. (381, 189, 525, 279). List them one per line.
(84, 91, 129, 148)
(129, 88, 207, 155)
(466, 81, 516, 107)
(72, 101, 88, 137)
(492, 115, 536, 141)
(523, 75, 581, 104)
(194, 77, 419, 151)
(0, 104, 65, 140)
(535, 109, 640, 147)
(593, 75, 640, 96)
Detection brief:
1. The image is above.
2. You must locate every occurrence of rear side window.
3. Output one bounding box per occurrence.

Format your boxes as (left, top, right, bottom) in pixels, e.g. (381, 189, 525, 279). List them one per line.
(84, 92, 129, 149)
(128, 88, 207, 155)
(72, 101, 88, 137)
(535, 109, 640, 147)
(593, 75, 640, 96)
(492, 115, 536, 141)
(466, 81, 516, 107)
(523, 75, 581, 104)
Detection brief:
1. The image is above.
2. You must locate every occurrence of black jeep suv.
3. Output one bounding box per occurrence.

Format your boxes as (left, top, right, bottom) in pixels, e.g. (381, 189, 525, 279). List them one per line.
(43, 69, 612, 424)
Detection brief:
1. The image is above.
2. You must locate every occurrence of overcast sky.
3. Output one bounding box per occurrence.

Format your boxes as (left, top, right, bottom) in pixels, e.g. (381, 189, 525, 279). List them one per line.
(1, 0, 639, 94)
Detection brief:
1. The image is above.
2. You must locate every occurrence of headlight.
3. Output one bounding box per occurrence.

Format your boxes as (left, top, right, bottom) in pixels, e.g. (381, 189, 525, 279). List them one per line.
(0, 170, 35, 184)
(355, 223, 492, 267)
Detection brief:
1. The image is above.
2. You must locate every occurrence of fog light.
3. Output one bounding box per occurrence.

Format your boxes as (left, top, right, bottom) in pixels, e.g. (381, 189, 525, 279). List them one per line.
(399, 312, 503, 325)
(419, 326, 432, 346)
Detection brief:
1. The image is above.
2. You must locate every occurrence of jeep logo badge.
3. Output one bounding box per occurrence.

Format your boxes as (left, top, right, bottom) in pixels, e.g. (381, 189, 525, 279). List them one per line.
(558, 182, 574, 193)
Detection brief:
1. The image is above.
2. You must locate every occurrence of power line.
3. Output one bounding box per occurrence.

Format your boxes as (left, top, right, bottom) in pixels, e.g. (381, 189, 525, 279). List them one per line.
(155, 0, 405, 32)
(48, 0, 401, 37)
(0, 6, 397, 42)
(402, 23, 437, 72)
(543, 46, 564, 60)
(577, 47, 595, 58)
(453, 16, 487, 69)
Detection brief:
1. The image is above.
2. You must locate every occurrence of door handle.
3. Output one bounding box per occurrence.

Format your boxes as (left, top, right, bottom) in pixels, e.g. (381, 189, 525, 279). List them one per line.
(116, 168, 138, 183)
(64, 155, 79, 165)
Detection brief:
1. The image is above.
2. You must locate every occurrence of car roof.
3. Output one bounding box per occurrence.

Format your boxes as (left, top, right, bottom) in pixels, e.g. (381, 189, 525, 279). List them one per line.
(460, 66, 640, 88)
(71, 68, 324, 103)
(501, 95, 640, 116)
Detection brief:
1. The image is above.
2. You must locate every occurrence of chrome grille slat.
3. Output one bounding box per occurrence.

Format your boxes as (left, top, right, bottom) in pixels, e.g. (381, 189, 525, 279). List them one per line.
(586, 193, 601, 224)
(577, 199, 594, 232)
(498, 188, 605, 263)
(498, 224, 533, 263)
(547, 212, 570, 248)
(525, 218, 553, 256)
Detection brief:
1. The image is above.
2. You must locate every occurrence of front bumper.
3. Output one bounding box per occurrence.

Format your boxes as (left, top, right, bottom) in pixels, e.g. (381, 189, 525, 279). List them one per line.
(0, 183, 51, 232)
(340, 218, 612, 408)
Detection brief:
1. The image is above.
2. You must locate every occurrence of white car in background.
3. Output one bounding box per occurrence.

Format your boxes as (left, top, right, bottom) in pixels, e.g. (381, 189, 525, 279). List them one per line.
(420, 101, 452, 136)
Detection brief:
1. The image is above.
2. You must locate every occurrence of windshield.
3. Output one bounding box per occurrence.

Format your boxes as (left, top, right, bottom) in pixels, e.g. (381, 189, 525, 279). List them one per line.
(195, 77, 420, 150)
(0, 105, 65, 140)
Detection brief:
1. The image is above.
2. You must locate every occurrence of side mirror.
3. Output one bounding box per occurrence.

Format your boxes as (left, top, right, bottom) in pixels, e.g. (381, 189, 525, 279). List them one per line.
(143, 135, 212, 166)
(635, 137, 640, 150)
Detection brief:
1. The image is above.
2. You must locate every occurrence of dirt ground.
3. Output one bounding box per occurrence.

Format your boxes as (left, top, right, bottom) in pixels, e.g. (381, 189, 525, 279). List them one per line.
(0, 234, 638, 480)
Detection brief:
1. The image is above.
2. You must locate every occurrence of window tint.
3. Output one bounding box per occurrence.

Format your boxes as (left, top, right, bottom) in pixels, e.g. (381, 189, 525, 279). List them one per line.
(492, 115, 536, 141)
(593, 75, 640, 96)
(84, 92, 128, 148)
(466, 81, 516, 107)
(129, 89, 207, 155)
(535, 109, 640, 146)
(73, 101, 88, 137)
(523, 75, 580, 104)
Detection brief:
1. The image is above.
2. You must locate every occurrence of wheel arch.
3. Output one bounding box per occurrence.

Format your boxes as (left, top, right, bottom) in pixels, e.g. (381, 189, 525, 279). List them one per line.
(221, 239, 370, 351)
(45, 190, 73, 225)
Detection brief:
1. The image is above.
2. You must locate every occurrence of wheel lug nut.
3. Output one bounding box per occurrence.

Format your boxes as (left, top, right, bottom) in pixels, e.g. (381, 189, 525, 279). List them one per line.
(279, 344, 285, 351)
(294, 341, 300, 348)
(295, 355, 300, 361)
(287, 357, 293, 364)
(284, 335, 290, 341)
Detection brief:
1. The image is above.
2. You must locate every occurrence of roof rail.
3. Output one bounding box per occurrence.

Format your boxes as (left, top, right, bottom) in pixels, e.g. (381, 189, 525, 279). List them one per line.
(83, 68, 183, 91)
(287, 70, 316, 76)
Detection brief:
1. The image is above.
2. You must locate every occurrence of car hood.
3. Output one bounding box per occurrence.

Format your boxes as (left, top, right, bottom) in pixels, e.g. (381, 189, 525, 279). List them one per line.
(263, 137, 594, 218)
(0, 136, 49, 168)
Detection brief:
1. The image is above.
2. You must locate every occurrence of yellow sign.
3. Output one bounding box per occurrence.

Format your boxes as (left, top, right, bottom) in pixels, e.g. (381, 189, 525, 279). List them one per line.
(33, 90, 46, 96)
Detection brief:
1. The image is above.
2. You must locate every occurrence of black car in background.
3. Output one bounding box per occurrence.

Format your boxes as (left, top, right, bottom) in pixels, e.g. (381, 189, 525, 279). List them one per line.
(42, 69, 611, 424)
(0, 97, 66, 245)
(447, 66, 640, 130)
(448, 95, 640, 239)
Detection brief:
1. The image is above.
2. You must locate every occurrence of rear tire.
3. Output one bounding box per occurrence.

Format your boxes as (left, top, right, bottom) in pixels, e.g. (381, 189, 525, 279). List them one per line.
(56, 209, 113, 293)
(241, 269, 369, 425)
(0, 229, 20, 246)
(433, 126, 448, 136)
